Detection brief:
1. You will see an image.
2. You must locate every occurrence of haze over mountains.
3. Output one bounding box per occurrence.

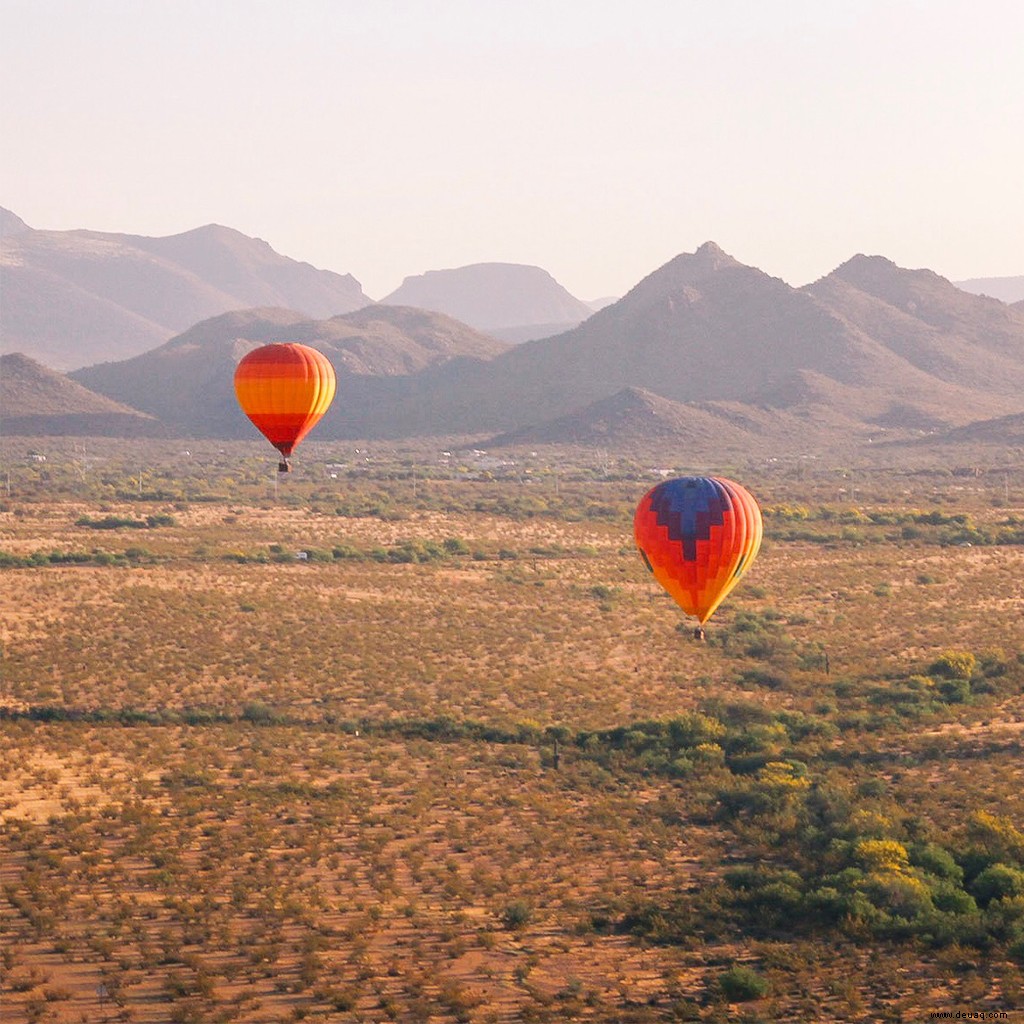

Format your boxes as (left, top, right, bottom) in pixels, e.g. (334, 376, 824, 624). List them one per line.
(0, 209, 370, 370)
(0, 208, 603, 368)
(2, 204, 1022, 458)
(320, 242, 1022, 444)
(61, 306, 506, 440)
(483, 386, 777, 452)
(12, 244, 1011, 457)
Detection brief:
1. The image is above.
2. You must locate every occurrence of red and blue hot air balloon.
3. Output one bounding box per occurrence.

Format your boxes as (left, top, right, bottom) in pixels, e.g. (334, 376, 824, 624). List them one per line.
(634, 476, 763, 633)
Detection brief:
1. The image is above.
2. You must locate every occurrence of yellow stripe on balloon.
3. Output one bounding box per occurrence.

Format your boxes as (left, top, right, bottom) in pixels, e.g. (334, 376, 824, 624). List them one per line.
(234, 344, 337, 457)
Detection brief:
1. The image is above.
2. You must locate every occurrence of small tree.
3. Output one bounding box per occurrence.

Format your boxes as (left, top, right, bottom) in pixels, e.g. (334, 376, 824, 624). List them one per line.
(854, 839, 910, 873)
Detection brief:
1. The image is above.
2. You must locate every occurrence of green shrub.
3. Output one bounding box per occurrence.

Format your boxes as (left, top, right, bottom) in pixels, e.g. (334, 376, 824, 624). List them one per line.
(718, 965, 769, 1002)
(930, 881, 977, 914)
(240, 702, 278, 725)
(859, 871, 933, 919)
(737, 669, 787, 690)
(971, 864, 1024, 906)
(936, 677, 971, 703)
(501, 900, 533, 930)
(331, 544, 363, 560)
(910, 842, 963, 882)
(76, 514, 147, 529)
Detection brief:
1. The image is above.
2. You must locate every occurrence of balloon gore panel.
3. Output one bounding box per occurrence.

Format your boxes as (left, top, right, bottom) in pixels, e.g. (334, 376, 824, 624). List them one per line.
(234, 343, 337, 457)
(634, 476, 762, 624)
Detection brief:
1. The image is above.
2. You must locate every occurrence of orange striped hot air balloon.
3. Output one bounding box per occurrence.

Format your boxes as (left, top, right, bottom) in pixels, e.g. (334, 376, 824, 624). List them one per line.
(634, 476, 762, 638)
(233, 343, 336, 471)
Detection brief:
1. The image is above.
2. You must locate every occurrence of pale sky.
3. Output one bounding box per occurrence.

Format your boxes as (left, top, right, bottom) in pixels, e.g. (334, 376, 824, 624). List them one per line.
(2, 0, 1021, 301)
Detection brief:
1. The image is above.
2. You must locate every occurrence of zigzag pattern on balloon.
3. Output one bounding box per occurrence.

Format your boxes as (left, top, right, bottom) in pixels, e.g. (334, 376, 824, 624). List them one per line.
(634, 476, 762, 625)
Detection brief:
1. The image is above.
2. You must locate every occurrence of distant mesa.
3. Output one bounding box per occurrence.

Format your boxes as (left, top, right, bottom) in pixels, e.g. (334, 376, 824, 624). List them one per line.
(955, 275, 1024, 305)
(0, 208, 371, 370)
(380, 262, 595, 340)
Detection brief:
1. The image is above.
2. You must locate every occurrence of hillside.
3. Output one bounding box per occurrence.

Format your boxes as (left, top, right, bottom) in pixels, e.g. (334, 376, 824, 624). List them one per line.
(23, 241, 1024, 456)
(72, 306, 508, 438)
(484, 382, 888, 456)
(366, 243, 1022, 440)
(489, 245, 924, 426)
(0, 352, 162, 437)
(380, 262, 594, 336)
(485, 387, 762, 450)
(931, 410, 1024, 447)
(807, 256, 1024, 396)
(486, 321, 592, 345)
(0, 206, 31, 237)
(0, 212, 371, 370)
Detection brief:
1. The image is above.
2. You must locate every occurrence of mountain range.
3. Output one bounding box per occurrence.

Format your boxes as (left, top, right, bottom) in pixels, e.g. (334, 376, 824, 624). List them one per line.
(0, 209, 602, 368)
(296, 242, 1022, 445)
(65, 306, 508, 440)
(483, 387, 796, 453)
(0, 209, 370, 371)
(2, 210, 1023, 457)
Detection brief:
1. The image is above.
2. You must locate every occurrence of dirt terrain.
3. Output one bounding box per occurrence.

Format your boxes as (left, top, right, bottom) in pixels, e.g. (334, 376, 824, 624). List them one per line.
(2, 439, 1023, 1022)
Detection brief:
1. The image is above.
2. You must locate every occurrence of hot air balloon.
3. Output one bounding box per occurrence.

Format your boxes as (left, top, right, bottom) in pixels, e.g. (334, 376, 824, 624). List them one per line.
(234, 343, 336, 471)
(634, 476, 762, 638)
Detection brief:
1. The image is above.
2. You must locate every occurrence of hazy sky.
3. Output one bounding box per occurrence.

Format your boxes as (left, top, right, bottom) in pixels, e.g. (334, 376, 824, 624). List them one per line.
(3, 0, 1021, 300)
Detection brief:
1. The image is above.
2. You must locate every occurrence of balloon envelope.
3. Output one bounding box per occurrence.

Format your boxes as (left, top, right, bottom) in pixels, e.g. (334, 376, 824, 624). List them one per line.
(234, 343, 336, 457)
(634, 476, 763, 624)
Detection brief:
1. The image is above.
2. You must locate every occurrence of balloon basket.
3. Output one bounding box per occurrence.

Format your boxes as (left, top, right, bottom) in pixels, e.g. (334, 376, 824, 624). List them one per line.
(278, 461, 291, 473)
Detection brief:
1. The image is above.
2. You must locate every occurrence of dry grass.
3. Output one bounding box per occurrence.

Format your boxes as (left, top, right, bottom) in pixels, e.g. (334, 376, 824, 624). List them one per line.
(2, 438, 1024, 1022)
